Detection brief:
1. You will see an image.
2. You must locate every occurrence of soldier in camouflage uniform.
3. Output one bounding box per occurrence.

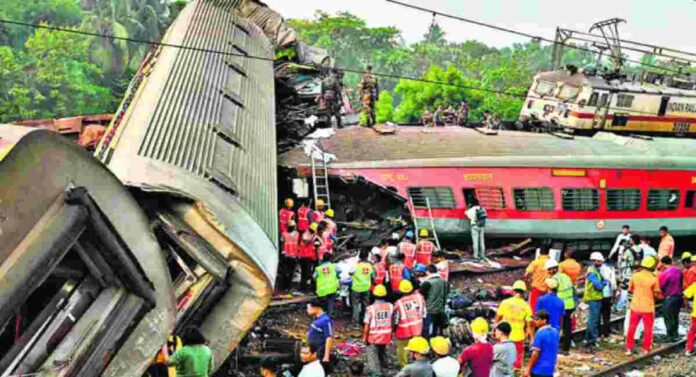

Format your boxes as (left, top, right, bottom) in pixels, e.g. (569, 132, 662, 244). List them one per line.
(358, 66, 379, 126)
(321, 68, 343, 128)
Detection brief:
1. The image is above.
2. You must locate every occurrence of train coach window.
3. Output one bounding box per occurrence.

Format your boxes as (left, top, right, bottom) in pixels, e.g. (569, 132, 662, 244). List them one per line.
(616, 94, 635, 108)
(474, 187, 507, 209)
(513, 188, 555, 211)
(607, 189, 641, 211)
(408, 186, 456, 208)
(588, 93, 599, 107)
(598, 93, 608, 107)
(647, 189, 680, 210)
(562, 188, 599, 211)
(686, 191, 696, 209)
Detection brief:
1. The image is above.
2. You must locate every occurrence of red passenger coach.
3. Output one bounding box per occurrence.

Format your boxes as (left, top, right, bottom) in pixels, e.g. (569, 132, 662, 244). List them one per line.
(280, 127, 696, 241)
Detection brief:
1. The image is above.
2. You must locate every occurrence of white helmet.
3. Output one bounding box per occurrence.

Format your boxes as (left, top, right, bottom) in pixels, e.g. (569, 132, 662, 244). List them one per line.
(590, 252, 605, 262)
(544, 258, 559, 270)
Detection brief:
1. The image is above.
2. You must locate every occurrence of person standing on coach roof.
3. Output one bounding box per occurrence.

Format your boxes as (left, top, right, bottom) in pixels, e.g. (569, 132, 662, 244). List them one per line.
(465, 198, 487, 262)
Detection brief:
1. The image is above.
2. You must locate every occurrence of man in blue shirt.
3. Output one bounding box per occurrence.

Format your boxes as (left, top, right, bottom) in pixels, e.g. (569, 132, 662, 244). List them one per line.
(525, 310, 559, 377)
(307, 299, 334, 365)
(534, 278, 565, 332)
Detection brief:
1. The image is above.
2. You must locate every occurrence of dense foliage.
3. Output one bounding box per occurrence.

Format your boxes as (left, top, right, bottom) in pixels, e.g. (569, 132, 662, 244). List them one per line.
(0, 0, 173, 122)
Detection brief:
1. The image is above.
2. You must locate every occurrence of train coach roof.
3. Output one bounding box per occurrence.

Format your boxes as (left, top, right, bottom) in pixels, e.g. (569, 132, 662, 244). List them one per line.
(279, 127, 696, 170)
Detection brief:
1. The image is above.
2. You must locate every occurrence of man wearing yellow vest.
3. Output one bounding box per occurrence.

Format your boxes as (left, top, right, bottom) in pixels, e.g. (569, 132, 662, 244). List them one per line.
(545, 259, 576, 354)
(351, 250, 375, 324)
(315, 253, 340, 318)
(583, 252, 607, 353)
(496, 280, 533, 371)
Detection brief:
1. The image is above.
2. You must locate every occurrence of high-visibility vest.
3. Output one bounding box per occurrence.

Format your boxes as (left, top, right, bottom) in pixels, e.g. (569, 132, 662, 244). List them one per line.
(299, 231, 316, 260)
(322, 230, 334, 254)
(316, 263, 339, 297)
(374, 263, 387, 286)
(311, 210, 325, 224)
(297, 206, 310, 232)
(279, 208, 295, 233)
(282, 231, 299, 258)
(583, 266, 604, 302)
(416, 240, 434, 266)
(555, 272, 575, 309)
(313, 234, 328, 261)
(365, 301, 394, 345)
(389, 263, 406, 291)
(394, 292, 426, 339)
(325, 218, 337, 235)
(436, 260, 449, 281)
(352, 262, 374, 292)
(399, 242, 417, 269)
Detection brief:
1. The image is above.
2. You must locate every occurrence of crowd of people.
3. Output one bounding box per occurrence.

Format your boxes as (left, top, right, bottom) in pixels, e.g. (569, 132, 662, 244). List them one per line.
(275, 201, 696, 377)
(420, 102, 469, 127)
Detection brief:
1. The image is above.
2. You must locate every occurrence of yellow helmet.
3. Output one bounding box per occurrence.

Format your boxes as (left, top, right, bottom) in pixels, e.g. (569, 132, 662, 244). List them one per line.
(399, 279, 414, 294)
(309, 223, 318, 232)
(373, 284, 387, 297)
(404, 336, 430, 354)
(681, 252, 693, 261)
(316, 199, 325, 207)
(471, 317, 489, 335)
(512, 280, 527, 292)
(692, 255, 696, 262)
(325, 208, 334, 218)
(419, 229, 429, 237)
(429, 336, 450, 356)
(641, 257, 657, 269)
(284, 198, 294, 207)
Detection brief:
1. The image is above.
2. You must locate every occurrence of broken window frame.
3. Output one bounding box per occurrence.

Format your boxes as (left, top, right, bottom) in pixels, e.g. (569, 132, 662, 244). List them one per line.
(561, 188, 599, 211)
(647, 189, 680, 210)
(513, 188, 555, 211)
(474, 187, 507, 210)
(407, 186, 456, 209)
(606, 189, 642, 211)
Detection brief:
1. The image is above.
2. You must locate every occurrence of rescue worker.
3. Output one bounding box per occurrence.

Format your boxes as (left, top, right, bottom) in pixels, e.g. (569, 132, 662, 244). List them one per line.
(432, 251, 449, 281)
(351, 250, 375, 324)
(525, 247, 550, 314)
(456, 100, 469, 126)
(534, 277, 564, 333)
(430, 336, 459, 377)
(465, 198, 486, 262)
(420, 264, 447, 339)
(389, 253, 412, 298)
(299, 223, 320, 291)
(495, 280, 533, 371)
(320, 220, 336, 257)
(393, 280, 427, 367)
(280, 220, 300, 290)
(625, 257, 662, 355)
(599, 255, 618, 340)
(457, 317, 494, 377)
(658, 256, 683, 342)
(658, 225, 675, 259)
(583, 252, 607, 353)
(372, 253, 388, 291)
(307, 299, 334, 366)
(314, 222, 329, 261)
(396, 337, 433, 377)
(386, 237, 401, 266)
(297, 201, 311, 233)
(416, 229, 435, 267)
(312, 199, 326, 224)
(684, 253, 696, 290)
(546, 259, 576, 354)
(398, 231, 417, 269)
(558, 248, 582, 285)
(321, 68, 343, 128)
(684, 280, 696, 356)
(324, 208, 337, 235)
(363, 284, 393, 377)
(279, 198, 295, 234)
(314, 253, 340, 317)
(413, 264, 428, 287)
(358, 66, 379, 127)
(608, 224, 632, 262)
(371, 239, 389, 265)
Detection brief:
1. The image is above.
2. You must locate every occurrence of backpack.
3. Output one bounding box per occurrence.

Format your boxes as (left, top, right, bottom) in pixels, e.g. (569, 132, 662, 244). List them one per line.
(475, 206, 487, 227)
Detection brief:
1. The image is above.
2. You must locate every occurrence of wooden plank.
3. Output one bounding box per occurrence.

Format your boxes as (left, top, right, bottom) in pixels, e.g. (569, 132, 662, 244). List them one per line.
(372, 123, 396, 135)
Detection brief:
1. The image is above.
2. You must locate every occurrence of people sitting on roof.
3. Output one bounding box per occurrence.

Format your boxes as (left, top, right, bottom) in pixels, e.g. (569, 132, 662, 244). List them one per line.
(456, 100, 469, 127)
(444, 106, 456, 125)
(421, 110, 434, 127)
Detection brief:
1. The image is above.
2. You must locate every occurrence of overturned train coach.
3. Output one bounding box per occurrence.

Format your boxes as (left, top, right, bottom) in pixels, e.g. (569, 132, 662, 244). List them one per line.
(281, 127, 696, 242)
(0, 0, 280, 376)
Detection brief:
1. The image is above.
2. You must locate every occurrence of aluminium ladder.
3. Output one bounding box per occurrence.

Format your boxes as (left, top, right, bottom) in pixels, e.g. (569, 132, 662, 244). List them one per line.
(407, 195, 441, 250)
(310, 145, 331, 209)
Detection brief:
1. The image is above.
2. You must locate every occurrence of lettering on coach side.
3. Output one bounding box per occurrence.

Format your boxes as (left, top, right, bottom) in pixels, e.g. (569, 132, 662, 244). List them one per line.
(379, 173, 409, 182)
(463, 173, 493, 182)
(668, 102, 696, 113)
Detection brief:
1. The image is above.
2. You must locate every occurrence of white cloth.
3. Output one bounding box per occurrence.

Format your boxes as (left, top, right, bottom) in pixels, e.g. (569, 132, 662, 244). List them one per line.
(641, 244, 657, 259)
(465, 205, 479, 225)
(599, 264, 617, 297)
(298, 360, 325, 377)
(610, 233, 632, 258)
(431, 356, 460, 377)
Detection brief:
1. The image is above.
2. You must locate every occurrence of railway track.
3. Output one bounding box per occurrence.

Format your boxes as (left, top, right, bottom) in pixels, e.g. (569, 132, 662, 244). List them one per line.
(589, 339, 687, 377)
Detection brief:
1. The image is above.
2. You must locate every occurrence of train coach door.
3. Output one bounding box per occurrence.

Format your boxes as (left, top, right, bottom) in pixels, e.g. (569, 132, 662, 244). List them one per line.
(658, 96, 670, 116)
(462, 188, 478, 209)
(592, 91, 611, 130)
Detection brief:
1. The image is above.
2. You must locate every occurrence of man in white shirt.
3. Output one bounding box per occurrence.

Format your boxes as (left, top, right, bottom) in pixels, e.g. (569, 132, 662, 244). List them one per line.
(298, 344, 325, 377)
(429, 337, 459, 377)
(608, 225, 632, 261)
(465, 199, 487, 262)
(639, 236, 657, 260)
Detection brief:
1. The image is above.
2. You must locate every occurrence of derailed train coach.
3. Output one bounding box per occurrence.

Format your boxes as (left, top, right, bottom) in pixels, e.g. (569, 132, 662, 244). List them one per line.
(0, 0, 280, 376)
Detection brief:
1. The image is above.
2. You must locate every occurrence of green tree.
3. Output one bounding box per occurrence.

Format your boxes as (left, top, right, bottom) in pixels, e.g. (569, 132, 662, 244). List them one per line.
(375, 91, 394, 123)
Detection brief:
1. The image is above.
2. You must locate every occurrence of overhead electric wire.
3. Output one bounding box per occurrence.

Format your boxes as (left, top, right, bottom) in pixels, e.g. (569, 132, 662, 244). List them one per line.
(565, 28, 696, 58)
(384, 0, 686, 75)
(0, 18, 690, 117)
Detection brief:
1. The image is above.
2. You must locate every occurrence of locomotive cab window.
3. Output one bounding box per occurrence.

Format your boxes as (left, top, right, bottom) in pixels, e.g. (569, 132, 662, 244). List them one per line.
(562, 188, 599, 211)
(647, 189, 680, 210)
(607, 189, 641, 211)
(598, 93, 609, 107)
(534, 80, 555, 96)
(513, 188, 554, 211)
(588, 93, 599, 106)
(616, 94, 634, 108)
(408, 186, 456, 208)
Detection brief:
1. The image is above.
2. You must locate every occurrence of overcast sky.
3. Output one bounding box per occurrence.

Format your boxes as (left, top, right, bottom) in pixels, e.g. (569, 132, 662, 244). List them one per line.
(264, 0, 696, 55)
